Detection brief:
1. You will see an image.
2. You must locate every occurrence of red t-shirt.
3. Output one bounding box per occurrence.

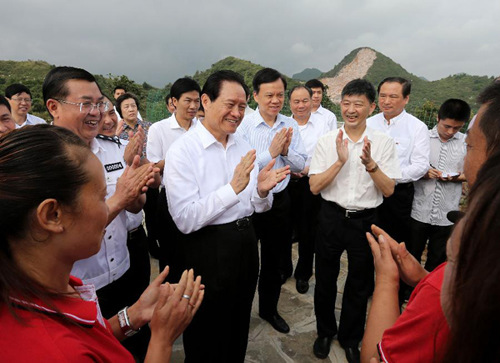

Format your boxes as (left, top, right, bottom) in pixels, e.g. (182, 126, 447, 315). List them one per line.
(378, 263, 450, 363)
(0, 276, 134, 362)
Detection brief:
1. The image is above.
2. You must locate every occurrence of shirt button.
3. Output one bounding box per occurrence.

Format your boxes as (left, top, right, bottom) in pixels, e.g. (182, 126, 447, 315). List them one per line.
(110, 258, 114, 262)
(108, 235, 112, 239)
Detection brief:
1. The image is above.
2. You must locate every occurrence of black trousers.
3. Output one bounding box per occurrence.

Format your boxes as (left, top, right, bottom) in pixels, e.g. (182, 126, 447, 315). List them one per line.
(408, 218, 452, 272)
(288, 176, 321, 281)
(253, 189, 292, 316)
(157, 188, 185, 283)
(144, 187, 161, 259)
(314, 199, 377, 348)
(377, 183, 414, 303)
(377, 182, 414, 243)
(182, 218, 259, 363)
(97, 225, 151, 362)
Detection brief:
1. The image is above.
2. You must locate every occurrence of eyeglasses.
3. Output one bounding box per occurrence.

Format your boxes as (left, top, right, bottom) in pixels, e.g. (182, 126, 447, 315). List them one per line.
(11, 97, 32, 103)
(56, 99, 109, 113)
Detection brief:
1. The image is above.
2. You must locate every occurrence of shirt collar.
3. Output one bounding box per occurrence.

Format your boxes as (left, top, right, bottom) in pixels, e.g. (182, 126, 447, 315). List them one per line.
(9, 276, 98, 328)
(430, 125, 462, 141)
(340, 125, 371, 144)
(171, 114, 196, 130)
(252, 111, 285, 129)
(91, 137, 107, 154)
(384, 109, 406, 125)
(196, 121, 235, 149)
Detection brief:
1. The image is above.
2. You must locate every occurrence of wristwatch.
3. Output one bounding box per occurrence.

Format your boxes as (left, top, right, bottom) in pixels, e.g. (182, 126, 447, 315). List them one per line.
(117, 306, 140, 337)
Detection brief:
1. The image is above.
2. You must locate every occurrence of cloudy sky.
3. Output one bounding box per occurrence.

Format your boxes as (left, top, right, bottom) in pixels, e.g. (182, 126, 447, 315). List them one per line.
(2, 0, 498, 87)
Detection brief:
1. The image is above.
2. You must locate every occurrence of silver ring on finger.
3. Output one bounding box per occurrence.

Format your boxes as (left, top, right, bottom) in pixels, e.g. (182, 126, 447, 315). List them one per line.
(182, 294, 191, 300)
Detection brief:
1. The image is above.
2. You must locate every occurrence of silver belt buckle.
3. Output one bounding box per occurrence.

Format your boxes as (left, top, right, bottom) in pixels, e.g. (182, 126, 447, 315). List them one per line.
(236, 217, 250, 230)
(345, 209, 356, 218)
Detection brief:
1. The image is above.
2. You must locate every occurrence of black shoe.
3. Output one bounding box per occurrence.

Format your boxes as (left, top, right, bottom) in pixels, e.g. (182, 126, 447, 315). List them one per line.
(313, 336, 333, 359)
(279, 272, 290, 285)
(343, 346, 360, 363)
(259, 313, 290, 333)
(296, 279, 309, 294)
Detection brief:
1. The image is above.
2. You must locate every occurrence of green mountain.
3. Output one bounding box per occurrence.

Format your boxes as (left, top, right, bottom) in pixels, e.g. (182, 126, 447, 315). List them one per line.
(292, 68, 322, 81)
(321, 47, 494, 114)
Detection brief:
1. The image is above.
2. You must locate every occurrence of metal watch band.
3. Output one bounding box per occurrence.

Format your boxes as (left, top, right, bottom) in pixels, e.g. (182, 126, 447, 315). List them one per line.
(117, 306, 140, 337)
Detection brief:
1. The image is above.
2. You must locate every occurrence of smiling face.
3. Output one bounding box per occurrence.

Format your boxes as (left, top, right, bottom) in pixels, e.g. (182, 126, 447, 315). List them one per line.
(173, 90, 200, 123)
(253, 78, 285, 123)
(202, 81, 247, 144)
(8, 92, 32, 124)
(48, 79, 103, 145)
(0, 105, 16, 136)
(290, 87, 312, 121)
(99, 97, 118, 136)
(378, 82, 409, 120)
(341, 93, 376, 130)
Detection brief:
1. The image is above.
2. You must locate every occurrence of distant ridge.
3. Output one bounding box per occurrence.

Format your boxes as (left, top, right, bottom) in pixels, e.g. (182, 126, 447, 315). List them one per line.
(292, 68, 322, 81)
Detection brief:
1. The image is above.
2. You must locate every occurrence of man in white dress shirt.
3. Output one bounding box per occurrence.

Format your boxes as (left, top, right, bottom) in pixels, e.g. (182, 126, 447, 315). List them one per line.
(146, 77, 201, 282)
(305, 79, 338, 129)
(287, 85, 334, 294)
(237, 68, 307, 334)
(309, 79, 401, 362)
(408, 99, 470, 272)
(5, 84, 46, 128)
(164, 70, 290, 363)
(366, 77, 430, 263)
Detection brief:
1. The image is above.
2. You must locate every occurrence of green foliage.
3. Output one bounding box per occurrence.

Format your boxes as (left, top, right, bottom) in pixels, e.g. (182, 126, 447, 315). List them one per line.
(292, 68, 322, 81)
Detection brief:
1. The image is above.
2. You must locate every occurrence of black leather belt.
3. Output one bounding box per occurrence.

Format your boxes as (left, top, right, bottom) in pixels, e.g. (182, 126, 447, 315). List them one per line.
(208, 217, 252, 232)
(331, 202, 375, 219)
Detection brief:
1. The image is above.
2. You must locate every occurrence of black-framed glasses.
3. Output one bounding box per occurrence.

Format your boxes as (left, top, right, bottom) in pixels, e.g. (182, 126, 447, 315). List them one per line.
(56, 99, 109, 113)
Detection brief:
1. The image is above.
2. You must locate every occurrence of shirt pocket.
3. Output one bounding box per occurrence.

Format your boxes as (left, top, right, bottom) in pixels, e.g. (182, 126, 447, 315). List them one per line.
(393, 137, 411, 159)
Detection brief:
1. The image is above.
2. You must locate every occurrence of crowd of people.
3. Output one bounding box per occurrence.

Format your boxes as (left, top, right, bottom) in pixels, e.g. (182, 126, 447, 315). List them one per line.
(0, 65, 499, 363)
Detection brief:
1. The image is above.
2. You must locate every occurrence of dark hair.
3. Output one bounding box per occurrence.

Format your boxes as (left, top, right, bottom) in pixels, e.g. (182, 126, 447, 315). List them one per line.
(252, 68, 287, 94)
(113, 85, 126, 93)
(377, 77, 412, 98)
(0, 95, 11, 112)
(288, 85, 313, 99)
(305, 79, 325, 91)
(165, 94, 172, 105)
(202, 70, 249, 102)
(5, 84, 32, 99)
(443, 151, 500, 363)
(0, 124, 91, 318)
(170, 78, 201, 101)
(341, 79, 376, 104)
(438, 99, 471, 123)
(115, 92, 140, 118)
(476, 82, 500, 155)
(42, 66, 98, 116)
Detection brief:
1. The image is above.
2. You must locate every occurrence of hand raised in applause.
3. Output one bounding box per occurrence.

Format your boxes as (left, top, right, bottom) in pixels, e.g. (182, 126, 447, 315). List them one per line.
(370, 225, 428, 287)
(230, 150, 256, 195)
(114, 155, 156, 209)
(257, 159, 291, 198)
(336, 129, 349, 164)
(115, 119, 125, 136)
(360, 136, 377, 170)
(280, 127, 293, 156)
(269, 128, 288, 158)
(123, 126, 146, 166)
(366, 229, 400, 288)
